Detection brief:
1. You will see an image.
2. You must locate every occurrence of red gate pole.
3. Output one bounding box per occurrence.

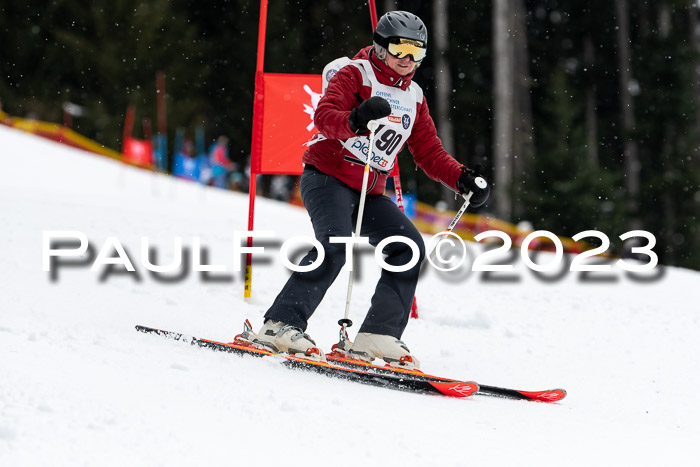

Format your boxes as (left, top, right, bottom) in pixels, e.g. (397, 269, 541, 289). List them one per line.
(122, 105, 135, 154)
(368, 1, 419, 318)
(245, 0, 268, 301)
(155, 72, 168, 171)
(369, 0, 378, 27)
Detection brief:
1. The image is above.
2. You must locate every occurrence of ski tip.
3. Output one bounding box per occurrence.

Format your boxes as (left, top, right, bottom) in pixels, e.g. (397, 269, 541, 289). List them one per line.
(429, 381, 479, 398)
(517, 388, 567, 402)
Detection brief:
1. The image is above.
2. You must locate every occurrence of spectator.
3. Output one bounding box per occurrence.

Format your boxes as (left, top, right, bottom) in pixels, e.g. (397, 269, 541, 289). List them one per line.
(173, 139, 197, 181)
(209, 136, 232, 189)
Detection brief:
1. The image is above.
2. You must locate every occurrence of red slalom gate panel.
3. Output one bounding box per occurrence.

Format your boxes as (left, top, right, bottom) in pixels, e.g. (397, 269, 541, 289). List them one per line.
(256, 72, 322, 175)
(122, 137, 153, 167)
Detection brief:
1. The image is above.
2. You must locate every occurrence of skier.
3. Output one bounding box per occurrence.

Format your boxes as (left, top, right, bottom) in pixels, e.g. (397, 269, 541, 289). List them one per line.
(253, 11, 490, 368)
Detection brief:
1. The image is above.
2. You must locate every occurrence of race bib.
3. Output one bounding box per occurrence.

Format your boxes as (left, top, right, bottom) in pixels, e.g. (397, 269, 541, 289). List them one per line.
(341, 61, 420, 172)
(312, 57, 423, 172)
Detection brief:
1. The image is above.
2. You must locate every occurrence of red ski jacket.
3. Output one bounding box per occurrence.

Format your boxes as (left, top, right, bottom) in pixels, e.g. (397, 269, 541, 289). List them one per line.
(303, 46, 463, 195)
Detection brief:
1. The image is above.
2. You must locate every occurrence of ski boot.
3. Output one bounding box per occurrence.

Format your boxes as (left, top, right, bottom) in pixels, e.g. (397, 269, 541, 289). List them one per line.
(349, 332, 421, 370)
(250, 319, 325, 361)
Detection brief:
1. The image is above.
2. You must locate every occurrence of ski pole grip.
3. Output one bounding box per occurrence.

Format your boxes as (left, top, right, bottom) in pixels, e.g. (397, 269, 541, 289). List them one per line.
(461, 177, 487, 202)
(367, 119, 379, 132)
(338, 318, 353, 328)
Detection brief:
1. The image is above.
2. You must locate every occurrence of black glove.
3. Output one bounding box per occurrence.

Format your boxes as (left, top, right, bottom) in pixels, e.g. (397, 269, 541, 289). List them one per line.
(349, 96, 392, 134)
(456, 164, 490, 208)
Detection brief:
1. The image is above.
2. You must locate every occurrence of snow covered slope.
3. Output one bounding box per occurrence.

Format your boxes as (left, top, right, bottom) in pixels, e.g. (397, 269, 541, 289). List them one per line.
(1, 124, 699, 466)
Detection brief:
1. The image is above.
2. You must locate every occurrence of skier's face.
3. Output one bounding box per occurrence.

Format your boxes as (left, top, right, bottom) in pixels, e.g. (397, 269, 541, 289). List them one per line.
(385, 53, 418, 76)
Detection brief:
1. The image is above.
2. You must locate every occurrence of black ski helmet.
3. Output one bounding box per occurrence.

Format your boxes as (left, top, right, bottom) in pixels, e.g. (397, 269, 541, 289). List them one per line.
(373, 11, 428, 48)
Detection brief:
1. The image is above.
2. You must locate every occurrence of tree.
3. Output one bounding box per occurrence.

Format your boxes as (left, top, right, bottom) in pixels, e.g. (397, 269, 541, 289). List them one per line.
(432, 0, 459, 209)
(511, 0, 535, 219)
(614, 0, 642, 233)
(492, 0, 534, 220)
(492, 0, 515, 220)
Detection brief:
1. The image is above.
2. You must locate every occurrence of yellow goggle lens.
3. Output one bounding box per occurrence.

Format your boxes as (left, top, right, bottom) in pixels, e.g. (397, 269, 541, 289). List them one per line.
(386, 39, 427, 62)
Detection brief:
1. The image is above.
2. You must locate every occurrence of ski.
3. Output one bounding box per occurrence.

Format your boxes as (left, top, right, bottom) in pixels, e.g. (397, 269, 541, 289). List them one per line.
(324, 352, 566, 402)
(136, 324, 565, 402)
(135, 325, 478, 399)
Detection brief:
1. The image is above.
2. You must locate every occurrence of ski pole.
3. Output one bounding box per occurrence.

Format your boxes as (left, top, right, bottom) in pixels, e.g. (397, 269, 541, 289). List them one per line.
(339, 119, 380, 340)
(426, 175, 487, 264)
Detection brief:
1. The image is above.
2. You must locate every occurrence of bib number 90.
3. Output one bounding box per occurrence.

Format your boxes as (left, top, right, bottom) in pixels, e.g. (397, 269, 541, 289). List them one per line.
(374, 124, 403, 156)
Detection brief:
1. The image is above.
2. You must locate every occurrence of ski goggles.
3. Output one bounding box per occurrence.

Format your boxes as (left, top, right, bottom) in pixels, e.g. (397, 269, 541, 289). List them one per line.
(386, 38, 427, 62)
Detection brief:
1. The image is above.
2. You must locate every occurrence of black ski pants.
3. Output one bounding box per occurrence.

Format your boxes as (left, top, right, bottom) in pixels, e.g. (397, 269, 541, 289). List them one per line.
(264, 165, 425, 339)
